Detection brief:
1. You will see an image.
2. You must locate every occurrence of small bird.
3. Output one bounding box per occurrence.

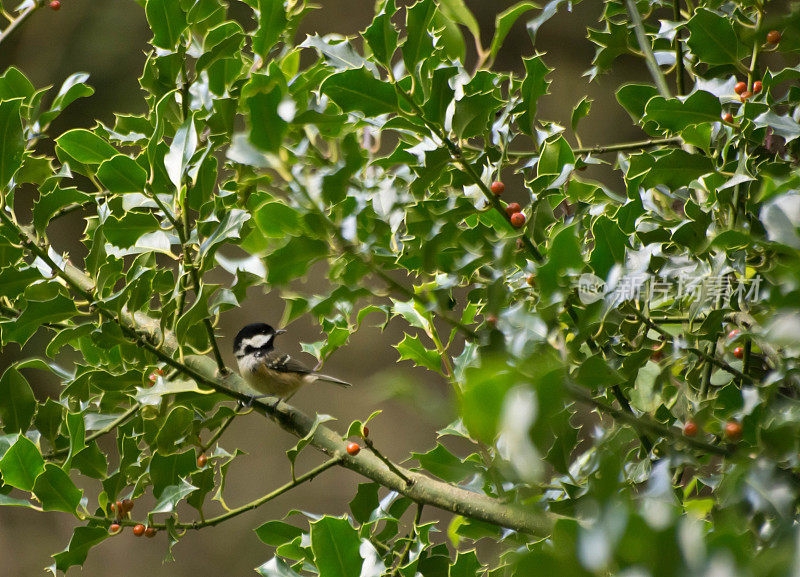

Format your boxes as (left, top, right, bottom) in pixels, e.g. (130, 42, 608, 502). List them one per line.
(233, 323, 350, 402)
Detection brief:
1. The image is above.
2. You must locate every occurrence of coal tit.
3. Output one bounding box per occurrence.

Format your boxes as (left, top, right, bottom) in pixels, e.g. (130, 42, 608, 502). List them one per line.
(233, 323, 350, 401)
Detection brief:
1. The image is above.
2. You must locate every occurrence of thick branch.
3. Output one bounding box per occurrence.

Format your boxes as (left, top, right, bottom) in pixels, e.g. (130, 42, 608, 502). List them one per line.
(0, 213, 554, 536)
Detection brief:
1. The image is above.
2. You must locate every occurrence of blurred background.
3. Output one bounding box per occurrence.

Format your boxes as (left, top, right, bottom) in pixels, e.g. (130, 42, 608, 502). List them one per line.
(0, 0, 653, 574)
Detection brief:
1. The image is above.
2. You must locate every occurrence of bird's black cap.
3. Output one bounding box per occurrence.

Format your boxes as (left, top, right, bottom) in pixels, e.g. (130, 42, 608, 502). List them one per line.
(233, 323, 282, 352)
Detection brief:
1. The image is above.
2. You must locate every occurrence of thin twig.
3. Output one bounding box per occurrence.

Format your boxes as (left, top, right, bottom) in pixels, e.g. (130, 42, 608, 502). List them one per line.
(199, 411, 238, 454)
(673, 0, 686, 95)
(364, 438, 414, 486)
(463, 137, 682, 158)
(0, 4, 36, 46)
(624, 0, 671, 98)
(91, 458, 341, 530)
(567, 383, 732, 456)
(388, 504, 424, 576)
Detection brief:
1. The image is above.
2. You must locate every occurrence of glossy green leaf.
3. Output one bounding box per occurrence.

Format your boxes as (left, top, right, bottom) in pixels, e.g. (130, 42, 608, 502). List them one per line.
(145, 0, 188, 50)
(97, 155, 147, 194)
(33, 463, 83, 513)
(51, 527, 109, 574)
(394, 333, 442, 373)
(642, 91, 722, 133)
(255, 520, 305, 546)
(55, 129, 118, 165)
(490, 2, 540, 60)
(0, 367, 36, 434)
(252, 0, 287, 58)
(320, 68, 398, 116)
(0, 98, 24, 190)
(0, 434, 44, 491)
(686, 8, 744, 65)
(310, 516, 363, 577)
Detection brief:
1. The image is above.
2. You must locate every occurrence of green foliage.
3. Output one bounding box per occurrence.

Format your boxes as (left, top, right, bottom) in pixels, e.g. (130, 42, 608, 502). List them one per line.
(2, 0, 800, 575)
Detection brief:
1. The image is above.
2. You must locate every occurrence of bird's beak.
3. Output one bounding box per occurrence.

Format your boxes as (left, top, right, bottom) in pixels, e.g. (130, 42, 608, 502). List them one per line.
(275, 329, 287, 335)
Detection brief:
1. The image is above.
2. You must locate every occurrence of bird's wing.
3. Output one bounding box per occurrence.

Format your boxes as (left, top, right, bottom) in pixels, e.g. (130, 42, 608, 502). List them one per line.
(262, 351, 350, 387)
(262, 351, 313, 374)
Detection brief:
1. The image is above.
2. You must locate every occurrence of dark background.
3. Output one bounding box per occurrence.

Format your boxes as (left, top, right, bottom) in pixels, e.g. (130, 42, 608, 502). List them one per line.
(0, 1, 648, 574)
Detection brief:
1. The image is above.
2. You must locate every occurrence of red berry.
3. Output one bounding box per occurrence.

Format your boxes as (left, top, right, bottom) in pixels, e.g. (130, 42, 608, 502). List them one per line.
(149, 372, 158, 382)
(133, 524, 146, 537)
(766, 30, 781, 45)
(728, 329, 740, 340)
(734, 81, 747, 95)
(156, 368, 164, 375)
(722, 113, 734, 124)
(490, 181, 505, 195)
(510, 212, 526, 228)
(362, 426, 369, 438)
(505, 202, 521, 217)
(683, 421, 699, 437)
(752, 81, 762, 94)
(109, 523, 121, 534)
(724, 421, 743, 441)
(740, 91, 753, 102)
(122, 499, 133, 512)
(110, 503, 115, 513)
(197, 454, 208, 468)
(115, 501, 123, 516)
(526, 275, 536, 287)
(733, 346, 744, 359)
(144, 527, 157, 538)
(49, 0, 60, 10)
(346, 442, 360, 456)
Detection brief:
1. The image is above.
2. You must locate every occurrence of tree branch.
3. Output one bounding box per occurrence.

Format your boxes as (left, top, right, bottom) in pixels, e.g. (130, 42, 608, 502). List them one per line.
(0, 212, 555, 536)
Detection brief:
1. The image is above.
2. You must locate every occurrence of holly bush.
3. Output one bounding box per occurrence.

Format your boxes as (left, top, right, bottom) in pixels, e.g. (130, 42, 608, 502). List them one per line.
(2, 0, 800, 575)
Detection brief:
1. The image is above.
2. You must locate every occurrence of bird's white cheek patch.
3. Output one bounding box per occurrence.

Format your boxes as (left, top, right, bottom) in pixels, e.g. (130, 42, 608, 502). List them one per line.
(241, 334, 273, 349)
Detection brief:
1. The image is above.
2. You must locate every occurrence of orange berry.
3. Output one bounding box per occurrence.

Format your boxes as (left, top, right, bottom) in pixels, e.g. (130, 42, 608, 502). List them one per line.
(122, 499, 133, 512)
(109, 523, 121, 534)
(197, 454, 208, 468)
(526, 274, 536, 287)
(490, 181, 505, 195)
(144, 527, 157, 538)
(766, 30, 781, 44)
(740, 91, 752, 102)
(752, 81, 762, 94)
(734, 81, 747, 95)
(505, 202, 521, 217)
(346, 442, 360, 456)
(724, 421, 743, 441)
(133, 524, 145, 537)
(722, 113, 733, 123)
(115, 501, 123, 516)
(683, 421, 699, 437)
(510, 212, 526, 228)
(49, 0, 60, 9)
(110, 503, 115, 513)
(733, 346, 744, 359)
(728, 329, 740, 340)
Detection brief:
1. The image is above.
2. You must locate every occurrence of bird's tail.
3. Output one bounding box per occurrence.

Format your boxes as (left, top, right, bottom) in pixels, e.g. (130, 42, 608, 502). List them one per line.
(315, 373, 351, 387)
